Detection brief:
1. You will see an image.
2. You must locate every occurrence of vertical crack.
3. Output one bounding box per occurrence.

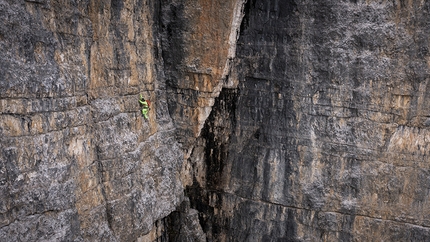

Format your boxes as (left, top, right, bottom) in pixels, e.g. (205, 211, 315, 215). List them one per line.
(96, 160, 114, 233)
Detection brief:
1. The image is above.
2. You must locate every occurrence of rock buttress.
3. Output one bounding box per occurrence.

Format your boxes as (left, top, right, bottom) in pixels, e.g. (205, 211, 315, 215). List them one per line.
(160, 0, 246, 159)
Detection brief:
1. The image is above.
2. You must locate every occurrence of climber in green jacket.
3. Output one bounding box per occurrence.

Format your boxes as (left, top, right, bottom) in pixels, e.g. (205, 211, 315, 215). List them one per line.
(139, 94, 150, 119)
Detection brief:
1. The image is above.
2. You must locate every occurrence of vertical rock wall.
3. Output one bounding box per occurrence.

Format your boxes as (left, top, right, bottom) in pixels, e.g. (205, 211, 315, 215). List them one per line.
(0, 0, 184, 241)
(2, 0, 430, 241)
(187, 0, 430, 241)
(161, 0, 245, 158)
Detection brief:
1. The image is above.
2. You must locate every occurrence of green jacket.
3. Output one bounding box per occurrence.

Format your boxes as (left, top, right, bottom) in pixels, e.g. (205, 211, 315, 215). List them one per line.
(139, 95, 149, 119)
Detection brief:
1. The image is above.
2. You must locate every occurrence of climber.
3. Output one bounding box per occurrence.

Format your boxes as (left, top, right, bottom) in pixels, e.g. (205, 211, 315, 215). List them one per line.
(139, 94, 150, 119)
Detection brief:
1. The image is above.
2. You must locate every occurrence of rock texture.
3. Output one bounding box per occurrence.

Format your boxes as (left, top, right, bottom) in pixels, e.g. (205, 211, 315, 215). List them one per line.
(2, 0, 430, 241)
(0, 0, 184, 241)
(185, 0, 430, 241)
(161, 0, 245, 157)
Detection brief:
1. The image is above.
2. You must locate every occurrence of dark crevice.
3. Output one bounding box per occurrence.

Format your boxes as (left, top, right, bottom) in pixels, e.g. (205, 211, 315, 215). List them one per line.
(24, 0, 46, 5)
(239, 0, 255, 36)
(96, 160, 114, 233)
(203, 88, 238, 190)
(184, 87, 239, 240)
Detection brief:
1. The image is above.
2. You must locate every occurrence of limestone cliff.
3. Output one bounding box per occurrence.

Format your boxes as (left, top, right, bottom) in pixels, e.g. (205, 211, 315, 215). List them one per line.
(0, 1, 183, 241)
(1, 0, 430, 241)
(185, 0, 430, 241)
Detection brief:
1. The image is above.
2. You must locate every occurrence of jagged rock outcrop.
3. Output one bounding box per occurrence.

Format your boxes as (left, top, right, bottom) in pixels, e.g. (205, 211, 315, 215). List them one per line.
(161, 0, 245, 158)
(2, 0, 430, 241)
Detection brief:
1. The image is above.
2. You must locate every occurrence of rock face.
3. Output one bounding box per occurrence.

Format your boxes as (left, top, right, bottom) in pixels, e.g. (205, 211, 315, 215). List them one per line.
(161, 0, 245, 156)
(1, 0, 430, 241)
(185, 0, 430, 241)
(0, 0, 183, 241)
